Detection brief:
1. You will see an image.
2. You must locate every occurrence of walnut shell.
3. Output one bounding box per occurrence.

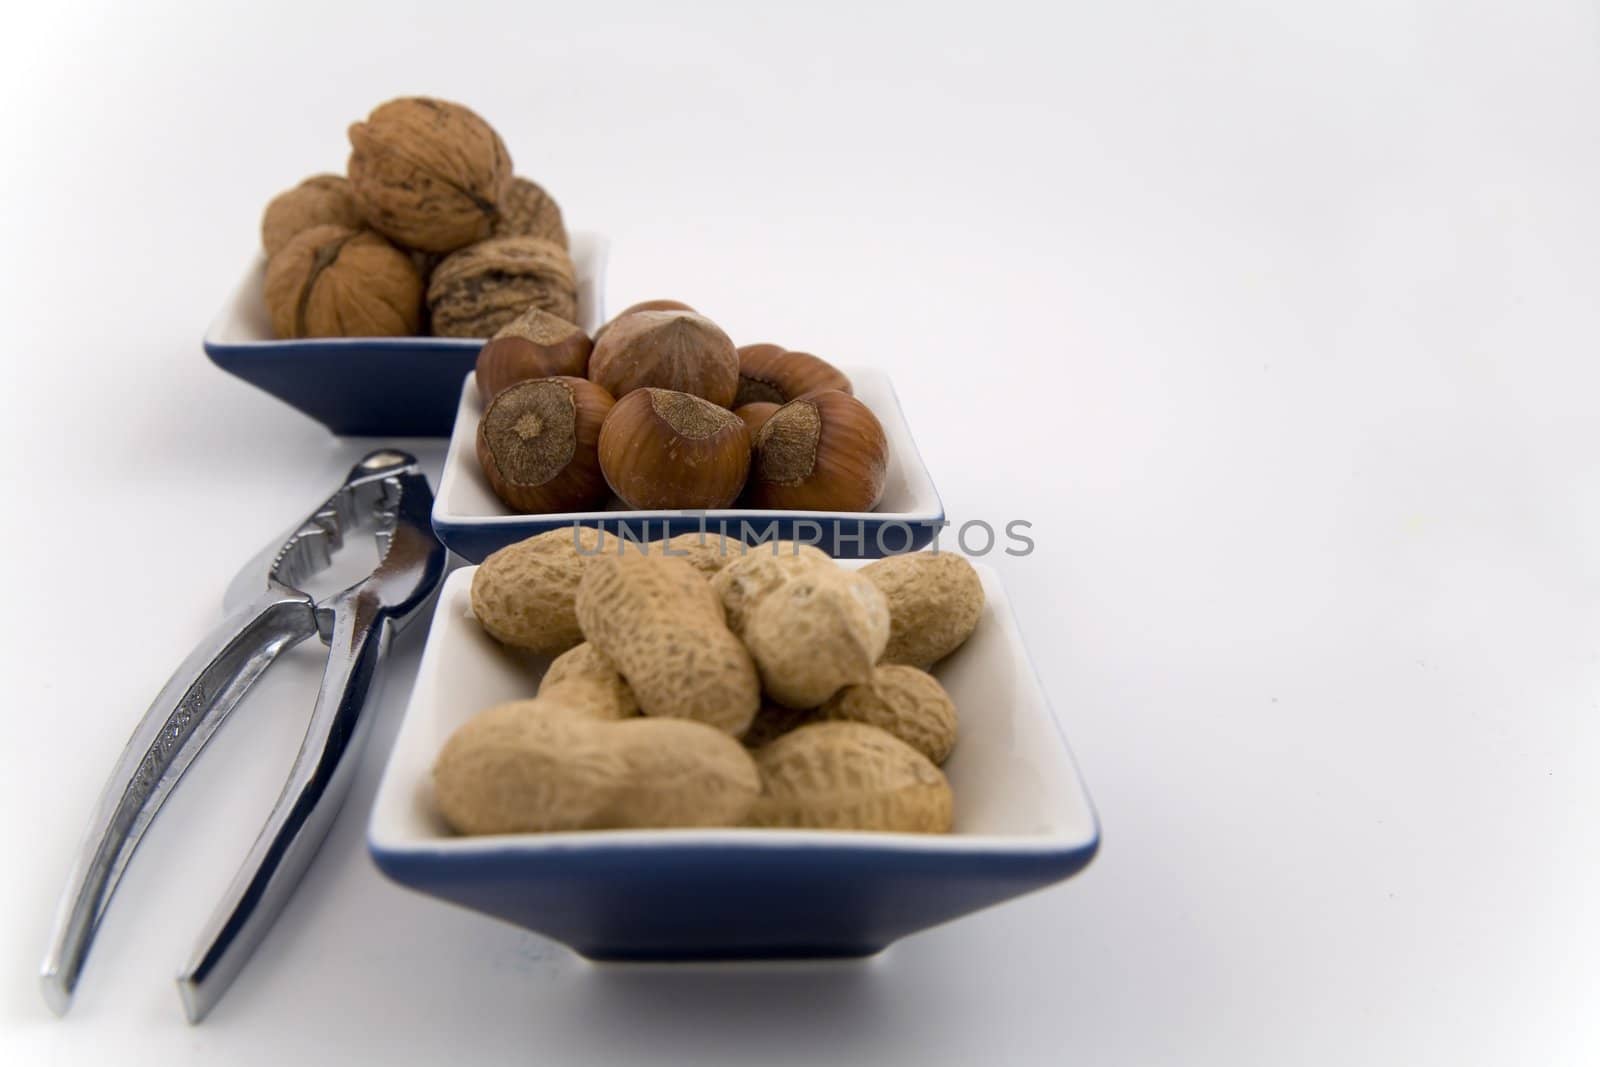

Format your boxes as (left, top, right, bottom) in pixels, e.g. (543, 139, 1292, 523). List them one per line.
(347, 97, 512, 253)
(427, 236, 578, 338)
(262, 225, 422, 339)
(261, 174, 363, 257)
(493, 176, 568, 247)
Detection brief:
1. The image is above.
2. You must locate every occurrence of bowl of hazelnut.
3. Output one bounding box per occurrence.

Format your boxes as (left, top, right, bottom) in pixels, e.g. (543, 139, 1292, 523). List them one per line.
(430, 301, 945, 562)
(204, 96, 606, 436)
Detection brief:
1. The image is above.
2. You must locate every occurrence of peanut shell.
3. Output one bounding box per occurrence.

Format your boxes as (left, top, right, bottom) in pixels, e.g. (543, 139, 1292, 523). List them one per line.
(471, 527, 606, 654)
(742, 566, 890, 708)
(820, 664, 957, 764)
(747, 722, 953, 832)
(539, 642, 638, 721)
(708, 543, 832, 637)
(860, 553, 985, 668)
(741, 702, 818, 749)
(575, 555, 760, 736)
(434, 708, 760, 833)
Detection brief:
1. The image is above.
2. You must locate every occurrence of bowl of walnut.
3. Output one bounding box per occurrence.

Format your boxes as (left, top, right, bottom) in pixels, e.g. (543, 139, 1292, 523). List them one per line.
(204, 96, 607, 436)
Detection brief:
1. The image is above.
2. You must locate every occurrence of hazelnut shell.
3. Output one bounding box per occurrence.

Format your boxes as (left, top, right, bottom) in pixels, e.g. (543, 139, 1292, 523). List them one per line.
(593, 299, 695, 344)
(476, 376, 614, 513)
(734, 402, 781, 438)
(745, 390, 888, 512)
(476, 308, 593, 400)
(735, 345, 853, 406)
(598, 388, 751, 510)
(588, 310, 739, 407)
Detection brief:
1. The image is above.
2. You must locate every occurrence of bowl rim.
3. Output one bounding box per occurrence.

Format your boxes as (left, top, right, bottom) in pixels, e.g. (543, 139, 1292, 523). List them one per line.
(367, 563, 1101, 863)
(431, 367, 946, 529)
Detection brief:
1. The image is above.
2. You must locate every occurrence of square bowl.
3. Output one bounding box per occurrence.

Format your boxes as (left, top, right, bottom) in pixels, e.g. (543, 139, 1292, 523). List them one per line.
(367, 559, 1100, 962)
(202, 232, 609, 437)
(432, 368, 944, 562)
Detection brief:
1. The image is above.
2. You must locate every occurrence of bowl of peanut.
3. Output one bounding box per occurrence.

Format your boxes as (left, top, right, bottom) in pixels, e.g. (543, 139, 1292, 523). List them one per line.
(367, 533, 1098, 961)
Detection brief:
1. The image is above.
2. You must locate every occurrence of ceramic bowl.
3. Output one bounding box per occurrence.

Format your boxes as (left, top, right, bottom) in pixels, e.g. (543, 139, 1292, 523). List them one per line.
(431, 368, 944, 562)
(367, 558, 1099, 961)
(203, 232, 608, 436)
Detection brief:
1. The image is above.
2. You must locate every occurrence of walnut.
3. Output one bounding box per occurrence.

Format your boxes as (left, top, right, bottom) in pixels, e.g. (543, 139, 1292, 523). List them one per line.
(427, 236, 578, 338)
(347, 97, 512, 254)
(261, 174, 363, 257)
(493, 177, 568, 247)
(263, 225, 422, 338)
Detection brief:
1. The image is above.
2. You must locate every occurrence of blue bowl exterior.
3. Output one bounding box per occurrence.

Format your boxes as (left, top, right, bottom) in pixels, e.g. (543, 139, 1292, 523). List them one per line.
(369, 835, 1099, 961)
(433, 513, 944, 564)
(204, 337, 479, 437)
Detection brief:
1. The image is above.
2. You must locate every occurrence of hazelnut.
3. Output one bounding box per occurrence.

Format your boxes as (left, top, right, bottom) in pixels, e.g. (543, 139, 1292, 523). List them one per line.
(261, 174, 363, 258)
(347, 97, 512, 253)
(593, 299, 695, 344)
(427, 236, 578, 338)
(476, 308, 592, 401)
(598, 389, 751, 510)
(745, 390, 887, 512)
(476, 376, 614, 513)
(492, 176, 568, 247)
(588, 310, 738, 407)
(263, 225, 422, 339)
(734, 345, 852, 406)
(734, 402, 780, 438)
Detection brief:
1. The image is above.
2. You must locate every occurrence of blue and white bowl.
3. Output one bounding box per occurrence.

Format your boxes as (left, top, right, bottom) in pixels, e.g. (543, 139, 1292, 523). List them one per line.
(367, 559, 1099, 962)
(202, 233, 608, 437)
(431, 367, 945, 562)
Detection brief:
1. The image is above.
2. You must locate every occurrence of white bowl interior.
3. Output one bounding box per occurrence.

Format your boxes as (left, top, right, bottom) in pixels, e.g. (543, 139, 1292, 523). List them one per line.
(369, 559, 1098, 854)
(205, 231, 610, 344)
(435, 367, 941, 526)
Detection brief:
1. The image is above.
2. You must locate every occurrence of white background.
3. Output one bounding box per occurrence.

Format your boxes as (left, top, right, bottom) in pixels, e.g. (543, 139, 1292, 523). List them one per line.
(2, 1, 1597, 1063)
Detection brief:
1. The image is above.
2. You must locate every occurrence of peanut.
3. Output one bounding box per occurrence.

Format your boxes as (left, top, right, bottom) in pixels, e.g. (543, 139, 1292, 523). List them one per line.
(741, 702, 818, 749)
(747, 721, 953, 833)
(709, 541, 831, 635)
(860, 552, 985, 669)
(742, 565, 889, 708)
(471, 526, 606, 654)
(642, 531, 745, 577)
(575, 554, 760, 735)
(434, 701, 760, 833)
(820, 664, 957, 764)
(538, 642, 638, 720)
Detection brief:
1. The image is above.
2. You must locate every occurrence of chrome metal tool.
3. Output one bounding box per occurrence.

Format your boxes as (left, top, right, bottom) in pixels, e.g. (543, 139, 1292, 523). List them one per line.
(41, 450, 447, 1022)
